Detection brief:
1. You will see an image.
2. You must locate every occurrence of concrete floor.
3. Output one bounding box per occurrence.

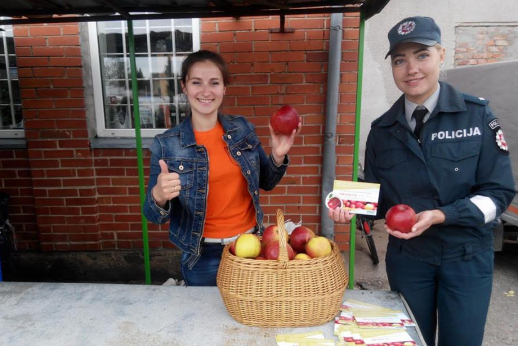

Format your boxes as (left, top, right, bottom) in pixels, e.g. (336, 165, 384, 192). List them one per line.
(350, 220, 518, 346)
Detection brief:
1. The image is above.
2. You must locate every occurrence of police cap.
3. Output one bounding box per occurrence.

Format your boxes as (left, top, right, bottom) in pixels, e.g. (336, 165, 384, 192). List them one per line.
(385, 16, 441, 59)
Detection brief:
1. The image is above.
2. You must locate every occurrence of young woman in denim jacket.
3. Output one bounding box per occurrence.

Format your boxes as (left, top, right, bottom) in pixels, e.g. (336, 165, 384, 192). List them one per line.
(144, 50, 300, 286)
(329, 17, 514, 346)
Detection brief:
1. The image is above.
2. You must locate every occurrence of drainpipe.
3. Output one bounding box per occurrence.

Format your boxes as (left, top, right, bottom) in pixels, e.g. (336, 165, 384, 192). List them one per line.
(320, 12, 343, 240)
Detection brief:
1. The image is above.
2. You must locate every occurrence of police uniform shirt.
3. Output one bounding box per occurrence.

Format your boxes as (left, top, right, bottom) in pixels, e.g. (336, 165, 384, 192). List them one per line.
(404, 82, 441, 131)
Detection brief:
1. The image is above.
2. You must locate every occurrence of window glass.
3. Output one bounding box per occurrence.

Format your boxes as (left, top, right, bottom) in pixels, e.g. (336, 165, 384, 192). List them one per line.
(95, 18, 198, 135)
(0, 21, 23, 137)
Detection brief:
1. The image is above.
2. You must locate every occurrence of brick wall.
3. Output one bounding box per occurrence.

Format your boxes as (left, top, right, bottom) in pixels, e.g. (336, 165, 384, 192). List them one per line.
(455, 25, 518, 67)
(2, 14, 360, 253)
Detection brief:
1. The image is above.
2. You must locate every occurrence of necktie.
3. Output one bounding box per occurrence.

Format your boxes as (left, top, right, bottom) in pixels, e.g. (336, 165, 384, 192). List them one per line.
(412, 106, 427, 139)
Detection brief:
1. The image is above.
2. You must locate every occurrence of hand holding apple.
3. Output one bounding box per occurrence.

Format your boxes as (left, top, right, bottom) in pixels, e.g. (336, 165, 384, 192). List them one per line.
(385, 204, 417, 233)
(269, 105, 302, 166)
(386, 209, 445, 240)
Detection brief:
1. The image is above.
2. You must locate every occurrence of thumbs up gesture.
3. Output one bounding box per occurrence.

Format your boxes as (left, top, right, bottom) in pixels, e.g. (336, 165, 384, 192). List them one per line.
(152, 159, 181, 207)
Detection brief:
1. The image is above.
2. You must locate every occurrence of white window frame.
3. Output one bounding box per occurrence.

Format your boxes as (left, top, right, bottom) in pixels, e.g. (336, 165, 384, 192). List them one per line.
(88, 18, 200, 138)
(0, 19, 23, 139)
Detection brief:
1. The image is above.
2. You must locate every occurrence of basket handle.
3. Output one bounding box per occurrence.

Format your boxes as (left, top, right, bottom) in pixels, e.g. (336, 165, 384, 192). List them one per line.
(276, 209, 289, 266)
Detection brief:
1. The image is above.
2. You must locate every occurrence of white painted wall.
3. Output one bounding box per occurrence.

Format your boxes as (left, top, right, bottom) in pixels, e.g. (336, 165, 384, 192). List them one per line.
(358, 0, 518, 167)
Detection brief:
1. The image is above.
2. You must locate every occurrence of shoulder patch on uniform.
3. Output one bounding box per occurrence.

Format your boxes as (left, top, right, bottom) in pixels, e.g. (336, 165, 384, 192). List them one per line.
(462, 93, 488, 106)
(488, 118, 509, 154)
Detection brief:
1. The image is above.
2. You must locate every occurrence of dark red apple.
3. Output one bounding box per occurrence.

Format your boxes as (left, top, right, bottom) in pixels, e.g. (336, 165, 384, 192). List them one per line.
(385, 204, 417, 233)
(264, 240, 296, 260)
(270, 105, 300, 135)
(229, 241, 236, 255)
(289, 226, 315, 253)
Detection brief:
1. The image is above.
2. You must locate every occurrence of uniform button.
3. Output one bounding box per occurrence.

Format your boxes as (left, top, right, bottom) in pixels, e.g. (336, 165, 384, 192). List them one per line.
(179, 165, 184, 171)
(246, 170, 251, 175)
(455, 167, 459, 171)
(236, 151, 241, 156)
(227, 135, 232, 139)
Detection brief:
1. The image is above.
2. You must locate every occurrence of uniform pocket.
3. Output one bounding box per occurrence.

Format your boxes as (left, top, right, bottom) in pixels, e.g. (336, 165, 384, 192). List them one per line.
(431, 140, 479, 161)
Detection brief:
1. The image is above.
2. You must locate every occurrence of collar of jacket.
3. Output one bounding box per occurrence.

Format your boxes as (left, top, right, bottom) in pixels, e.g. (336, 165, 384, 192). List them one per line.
(176, 113, 239, 148)
(373, 82, 468, 128)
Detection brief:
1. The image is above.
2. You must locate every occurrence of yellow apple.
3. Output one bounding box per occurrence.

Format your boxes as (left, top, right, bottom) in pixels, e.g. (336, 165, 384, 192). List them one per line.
(294, 253, 312, 260)
(235, 234, 261, 258)
(305, 236, 332, 258)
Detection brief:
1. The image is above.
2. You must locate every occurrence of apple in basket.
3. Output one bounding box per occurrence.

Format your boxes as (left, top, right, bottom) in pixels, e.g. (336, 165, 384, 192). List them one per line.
(229, 241, 236, 255)
(294, 253, 311, 260)
(234, 234, 262, 258)
(264, 240, 296, 260)
(261, 224, 289, 246)
(289, 226, 315, 253)
(305, 236, 332, 258)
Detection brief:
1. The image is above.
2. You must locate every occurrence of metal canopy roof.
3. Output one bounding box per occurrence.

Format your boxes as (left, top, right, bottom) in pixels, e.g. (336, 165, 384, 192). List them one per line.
(0, 0, 389, 25)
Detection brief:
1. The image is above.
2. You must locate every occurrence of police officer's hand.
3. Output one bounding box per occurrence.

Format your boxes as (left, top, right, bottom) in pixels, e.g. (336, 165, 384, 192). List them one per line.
(152, 159, 181, 207)
(385, 209, 445, 239)
(269, 121, 302, 166)
(328, 207, 354, 224)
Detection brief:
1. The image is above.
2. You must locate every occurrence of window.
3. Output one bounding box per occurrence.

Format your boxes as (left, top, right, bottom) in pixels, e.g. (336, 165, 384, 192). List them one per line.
(89, 18, 200, 138)
(0, 20, 23, 139)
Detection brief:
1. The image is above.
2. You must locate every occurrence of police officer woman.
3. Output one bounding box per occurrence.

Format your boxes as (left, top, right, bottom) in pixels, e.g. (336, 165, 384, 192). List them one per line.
(329, 16, 514, 346)
(144, 50, 300, 286)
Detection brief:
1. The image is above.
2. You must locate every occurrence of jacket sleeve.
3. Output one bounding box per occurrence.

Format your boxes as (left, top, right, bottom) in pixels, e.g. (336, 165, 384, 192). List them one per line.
(248, 121, 288, 191)
(143, 138, 171, 225)
(364, 130, 386, 220)
(438, 106, 515, 227)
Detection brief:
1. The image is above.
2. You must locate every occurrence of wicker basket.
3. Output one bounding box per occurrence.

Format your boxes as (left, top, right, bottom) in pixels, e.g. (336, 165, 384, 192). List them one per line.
(217, 209, 348, 327)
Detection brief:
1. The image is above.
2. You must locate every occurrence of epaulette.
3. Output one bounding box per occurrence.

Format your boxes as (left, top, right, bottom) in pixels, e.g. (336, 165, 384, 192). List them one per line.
(462, 93, 489, 106)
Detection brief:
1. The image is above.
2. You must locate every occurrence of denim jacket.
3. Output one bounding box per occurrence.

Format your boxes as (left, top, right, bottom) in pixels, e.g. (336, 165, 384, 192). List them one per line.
(143, 113, 289, 259)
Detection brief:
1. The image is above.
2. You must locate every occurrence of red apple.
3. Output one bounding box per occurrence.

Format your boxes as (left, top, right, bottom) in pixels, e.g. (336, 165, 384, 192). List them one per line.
(327, 197, 341, 210)
(264, 240, 296, 260)
(289, 226, 315, 253)
(305, 236, 332, 258)
(235, 234, 261, 258)
(229, 241, 236, 255)
(261, 224, 289, 246)
(270, 105, 300, 135)
(385, 204, 417, 233)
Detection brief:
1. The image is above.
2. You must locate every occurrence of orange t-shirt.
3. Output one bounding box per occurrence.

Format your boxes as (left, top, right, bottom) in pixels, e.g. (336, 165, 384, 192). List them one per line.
(194, 122, 256, 238)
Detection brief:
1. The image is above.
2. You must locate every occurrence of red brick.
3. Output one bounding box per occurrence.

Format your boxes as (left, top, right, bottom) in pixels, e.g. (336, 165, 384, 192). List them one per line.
(236, 52, 269, 62)
(288, 62, 322, 72)
(253, 62, 286, 73)
(201, 32, 234, 43)
(235, 31, 269, 41)
(289, 41, 324, 51)
(49, 57, 82, 67)
(15, 37, 47, 47)
(237, 96, 271, 106)
(13, 26, 29, 37)
(54, 99, 85, 108)
(65, 47, 82, 56)
(254, 41, 289, 52)
(271, 31, 305, 41)
(17, 57, 50, 67)
(271, 51, 305, 62)
(22, 99, 54, 109)
(19, 79, 52, 88)
(30, 26, 62, 36)
(66, 68, 83, 78)
(36, 89, 69, 98)
(251, 85, 281, 95)
(218, 42, 253, 52)
(33, 47, 64, 57)
(62, 25, 79, 35)
(228, 63, 252, 74)
(286, 84, 321, 94)
(14, 47, 32, 56)
(48, 36, 80, 46)
(254, 19, 280, 30)
(270, 74, 304, 84)
(218, 20, 253, 31)
(201, 22, 216, 32)
(18, 68, 33, 78)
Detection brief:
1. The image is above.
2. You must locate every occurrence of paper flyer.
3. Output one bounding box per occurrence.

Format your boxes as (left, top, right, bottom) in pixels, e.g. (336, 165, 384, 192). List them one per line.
(326, 180, 380, 216)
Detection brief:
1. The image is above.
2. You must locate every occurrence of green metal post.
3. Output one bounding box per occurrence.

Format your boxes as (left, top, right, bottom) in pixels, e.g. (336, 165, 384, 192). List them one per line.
(127, 20, 152, 285)
(349, 12, 366, 290)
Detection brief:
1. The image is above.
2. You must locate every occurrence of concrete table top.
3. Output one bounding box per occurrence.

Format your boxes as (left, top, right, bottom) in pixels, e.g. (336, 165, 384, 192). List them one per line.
(0, 282, 425, 346)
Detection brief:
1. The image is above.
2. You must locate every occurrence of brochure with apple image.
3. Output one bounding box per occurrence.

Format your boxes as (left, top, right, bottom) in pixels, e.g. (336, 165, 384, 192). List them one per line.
(326, 180, 380, 216)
